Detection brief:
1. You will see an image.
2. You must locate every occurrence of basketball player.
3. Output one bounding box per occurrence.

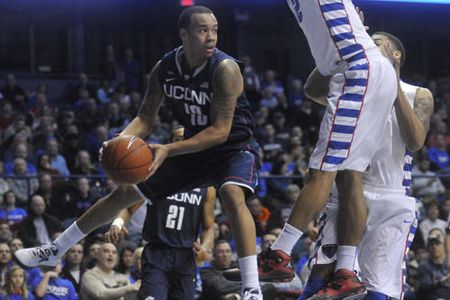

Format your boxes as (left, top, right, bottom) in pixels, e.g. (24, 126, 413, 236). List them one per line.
(105, 125, 216, 299)
(225, 0, 398, 297)
(300, 32, 433, 300)
(15, 6, 262, 299)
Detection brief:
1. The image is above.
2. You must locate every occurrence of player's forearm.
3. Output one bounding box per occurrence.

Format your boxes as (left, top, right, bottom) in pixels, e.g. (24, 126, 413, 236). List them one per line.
(304, 67, 331, 105)
(395, 85, 426, 151)
(114, 200, 143, 224)
(200, 226, 215, 251)
(120, 116, 153, 139)
(166, 126, 228, 157)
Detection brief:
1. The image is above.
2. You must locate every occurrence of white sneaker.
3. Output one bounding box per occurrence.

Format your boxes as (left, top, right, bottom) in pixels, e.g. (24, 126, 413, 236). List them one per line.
(242, 288, 263, 300)
(13, 242, 60, 268)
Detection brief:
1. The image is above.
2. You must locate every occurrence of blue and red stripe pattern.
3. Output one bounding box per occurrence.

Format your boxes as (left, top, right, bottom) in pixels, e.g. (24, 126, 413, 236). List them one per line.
(402, 150, 413, 195)
(318, 0, 370, 170)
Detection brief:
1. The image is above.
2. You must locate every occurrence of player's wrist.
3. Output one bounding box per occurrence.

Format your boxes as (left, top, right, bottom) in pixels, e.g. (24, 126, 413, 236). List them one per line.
(112, 218, 124, 229)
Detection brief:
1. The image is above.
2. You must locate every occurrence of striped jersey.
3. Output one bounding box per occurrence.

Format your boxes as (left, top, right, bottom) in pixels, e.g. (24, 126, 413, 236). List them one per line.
(364, 81, 420, 193)
(287, 0, 378, 76)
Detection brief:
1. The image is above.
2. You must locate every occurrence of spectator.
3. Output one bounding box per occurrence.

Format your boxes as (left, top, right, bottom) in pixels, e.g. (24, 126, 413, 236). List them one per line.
(105, 102, 125, 132)
(260, 87, 279, 111)
(241, 55, 261, 107)
(61, 243, 85, 293)
(412, 159, 446, 197)
(418, 229, 450, 299)
(419, 201, 447, 240)
(30, 93, 57, 119)
(69, 73, 96, 104)
(200, 240, 241, 300)
(97, 79, 112, 105)
(272, 111, 290, 147)
(0, 74, 27, 110)
(260, 124, 283, 162)
(36, 154, 61, 176)
(86, 125, 110, 161)
(4, 143, 36, 176)
(83, 242, 101, 270)
(122, 48, 142, 92)
(295, 100, 321, 145)
(0, 102, 14, 131)
(427, 134, 450, 171)
(287, 79, 304, 112)
(100, 45, 119, 83)
(45, 138, 70, 176)
(0, 224, 12, 244)
(115, 246, 135, 282)
(0, 243, 12, 289)
(8, 238, 23, 254)
(80, 243, 140, 300)
(32, 260, 78, 300)
(70, 150, 101, 176)
(130, 247, 143, 283)
(2, 266, 35, 300)
(6, 158, 38, 206)
(262, 70, 285, 99)
(0, 162, 9, 198)
(18, 194, 61, 247)
(0, 191, 27, 228)
(246, 197, 271, 237)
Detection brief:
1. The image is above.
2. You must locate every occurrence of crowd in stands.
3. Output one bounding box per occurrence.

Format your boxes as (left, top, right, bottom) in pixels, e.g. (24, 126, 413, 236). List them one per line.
(0, 45, 449, 299)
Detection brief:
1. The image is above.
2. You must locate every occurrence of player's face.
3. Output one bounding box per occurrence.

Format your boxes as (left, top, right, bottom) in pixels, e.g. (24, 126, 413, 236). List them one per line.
(372, 34, 401, 63)
(181, 13, 218, 60)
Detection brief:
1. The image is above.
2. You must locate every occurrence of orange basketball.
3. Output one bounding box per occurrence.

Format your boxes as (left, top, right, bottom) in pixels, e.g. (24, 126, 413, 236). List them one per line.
(101, 135, 153, 185)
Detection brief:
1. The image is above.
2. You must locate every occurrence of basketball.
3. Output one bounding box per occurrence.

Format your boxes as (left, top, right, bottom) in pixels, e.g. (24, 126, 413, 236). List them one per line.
(101, 135, 153, 185)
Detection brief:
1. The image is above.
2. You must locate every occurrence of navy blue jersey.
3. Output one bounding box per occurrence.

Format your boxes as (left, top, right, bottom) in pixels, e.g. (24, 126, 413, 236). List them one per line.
(142, 187, 208, 248)
(159, 47, 254, 149)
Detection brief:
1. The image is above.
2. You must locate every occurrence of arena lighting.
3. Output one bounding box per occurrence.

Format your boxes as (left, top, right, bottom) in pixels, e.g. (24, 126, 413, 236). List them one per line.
(180, 0, 194, 6)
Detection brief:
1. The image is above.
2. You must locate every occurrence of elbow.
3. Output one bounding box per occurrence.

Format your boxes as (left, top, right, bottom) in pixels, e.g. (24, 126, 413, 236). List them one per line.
(407, 137, 426, 152)
(215, 129, 229, 145)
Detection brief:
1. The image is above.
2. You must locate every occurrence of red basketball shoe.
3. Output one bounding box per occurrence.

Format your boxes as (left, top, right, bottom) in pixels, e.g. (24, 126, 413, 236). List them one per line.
(308, 269, 367, 300)
(223, 248, 295, 282)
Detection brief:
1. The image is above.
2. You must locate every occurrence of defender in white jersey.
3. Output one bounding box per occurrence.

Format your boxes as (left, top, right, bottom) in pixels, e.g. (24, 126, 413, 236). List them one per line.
(225, 2, 397, 294)
(301, 32, 434, 300)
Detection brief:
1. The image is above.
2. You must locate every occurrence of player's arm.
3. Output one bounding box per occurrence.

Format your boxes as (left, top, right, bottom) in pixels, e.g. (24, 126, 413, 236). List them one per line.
(106, 200, 145, 244)
(303, 67, 332, 106)
(395, 86, 433, 151)
(193, 187, 216, 262)
(166, 59, 243, 157)
(120, 61, 164, 138)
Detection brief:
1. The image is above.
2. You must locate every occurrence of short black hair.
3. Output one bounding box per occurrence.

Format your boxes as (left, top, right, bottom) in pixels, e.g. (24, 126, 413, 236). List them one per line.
(373, 31, 406, 67)
(177, 5, 214, 30)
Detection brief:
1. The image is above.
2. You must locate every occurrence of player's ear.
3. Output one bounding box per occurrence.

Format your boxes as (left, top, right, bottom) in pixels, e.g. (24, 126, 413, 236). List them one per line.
(393, 50, 402, 61)
(179, 28, 188, 42)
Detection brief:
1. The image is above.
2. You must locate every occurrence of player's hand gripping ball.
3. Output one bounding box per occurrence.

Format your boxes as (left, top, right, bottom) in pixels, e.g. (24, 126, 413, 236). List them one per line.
(101, 136, 153, 185)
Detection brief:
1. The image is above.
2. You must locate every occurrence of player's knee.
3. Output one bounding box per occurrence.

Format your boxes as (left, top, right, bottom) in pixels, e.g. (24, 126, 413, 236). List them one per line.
(219, 185, 246, 212)
(306, 169, 336, 185)
(109, 185, 141, 206)
(336, 170, 364, 190)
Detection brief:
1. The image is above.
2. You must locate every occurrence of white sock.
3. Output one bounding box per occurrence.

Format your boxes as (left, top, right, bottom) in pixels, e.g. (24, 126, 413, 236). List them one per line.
(53, 222, 87, 256)
(238, 255, 260, 292)
(270, 223, 304, 256)
(335, 245, 358, 272)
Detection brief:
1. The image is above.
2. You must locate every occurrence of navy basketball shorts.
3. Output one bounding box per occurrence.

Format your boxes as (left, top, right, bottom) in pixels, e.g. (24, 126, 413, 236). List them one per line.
(135, 143, 260, 201)
(138, 246, 196, 300)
